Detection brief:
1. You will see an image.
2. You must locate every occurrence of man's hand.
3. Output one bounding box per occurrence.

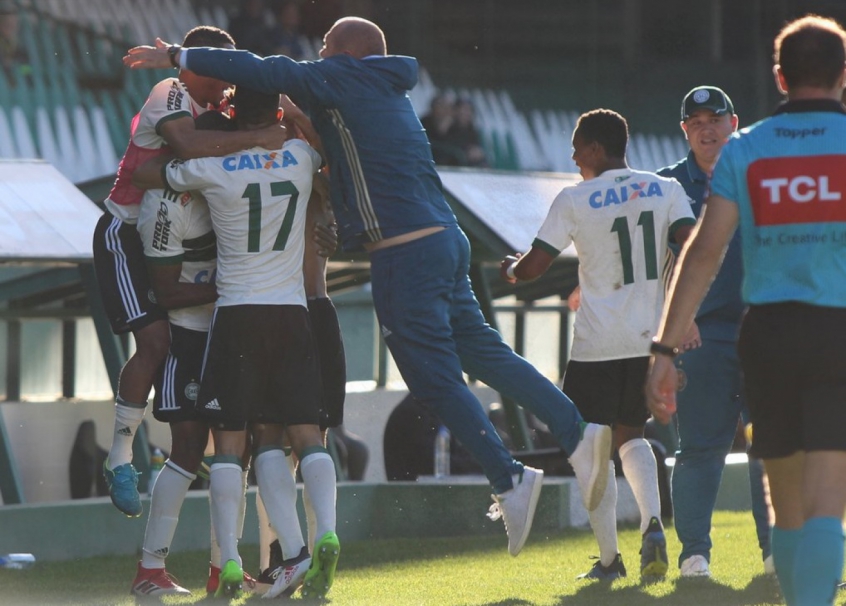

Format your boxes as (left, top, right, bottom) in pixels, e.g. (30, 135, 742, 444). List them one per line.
(314, 222, 338, 258)
(645, 355, 678, 425)
(255, 124, 288, 150)
(124, 38, 173, 70)
(567, 285, 581, 312)
(680, 321, 701, 351)
(500, 254, 521, 283)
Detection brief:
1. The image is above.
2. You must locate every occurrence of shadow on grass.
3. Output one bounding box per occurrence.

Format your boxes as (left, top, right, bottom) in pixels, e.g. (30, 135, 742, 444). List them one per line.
(336, 533, 535, 570)
(552, 573, 783, 606)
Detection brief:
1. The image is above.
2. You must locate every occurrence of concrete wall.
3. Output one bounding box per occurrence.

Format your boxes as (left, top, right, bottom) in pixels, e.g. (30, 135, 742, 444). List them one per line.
(0, 386, 502, 503)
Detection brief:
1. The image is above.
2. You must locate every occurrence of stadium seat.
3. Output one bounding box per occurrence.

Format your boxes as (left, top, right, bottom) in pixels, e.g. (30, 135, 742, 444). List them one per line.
(89, 106, 120, 177)
(11, 106, 38, 159)
(0, 107, 19, 159)
(36, 106, 63, 172)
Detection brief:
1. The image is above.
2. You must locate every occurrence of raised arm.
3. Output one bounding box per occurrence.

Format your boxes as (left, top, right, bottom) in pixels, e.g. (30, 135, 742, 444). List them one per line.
(124, 40, 330, 105)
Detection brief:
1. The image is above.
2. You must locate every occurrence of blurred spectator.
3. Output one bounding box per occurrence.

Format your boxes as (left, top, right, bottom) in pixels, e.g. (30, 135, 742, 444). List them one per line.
(421, 94, 463, 166)
(228, 0, 270, 55)
(0, 1, 31, 87)
(444, 98, 489, 167)
(264, 0, 306, 59)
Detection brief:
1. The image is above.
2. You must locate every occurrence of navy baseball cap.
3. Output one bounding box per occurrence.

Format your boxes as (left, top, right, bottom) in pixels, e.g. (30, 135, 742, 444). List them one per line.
(681, 86, 734, 120)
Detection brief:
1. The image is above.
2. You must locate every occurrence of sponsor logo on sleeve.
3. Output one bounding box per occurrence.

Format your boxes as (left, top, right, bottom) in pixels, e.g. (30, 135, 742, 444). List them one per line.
(152, 201, 172, 250)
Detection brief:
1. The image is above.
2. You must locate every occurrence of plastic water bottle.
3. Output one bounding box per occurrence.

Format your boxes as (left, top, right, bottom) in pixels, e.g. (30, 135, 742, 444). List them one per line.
(148, 448, 165, 495)
(434, 425, 450, 478)
(0, 554, 35, 569)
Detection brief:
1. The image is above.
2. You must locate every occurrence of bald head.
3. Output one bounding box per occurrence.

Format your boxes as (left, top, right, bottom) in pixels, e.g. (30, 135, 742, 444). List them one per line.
(321, 17, 386, 59)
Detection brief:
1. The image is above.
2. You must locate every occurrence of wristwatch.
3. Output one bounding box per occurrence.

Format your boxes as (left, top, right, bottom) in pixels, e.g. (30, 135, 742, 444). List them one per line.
(650, 338, 679, 358)
(167, 45, 182, 69)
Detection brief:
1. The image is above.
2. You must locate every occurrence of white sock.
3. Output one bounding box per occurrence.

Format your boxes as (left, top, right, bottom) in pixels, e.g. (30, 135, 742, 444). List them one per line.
(209, 517, 221, 570)
(255, 490, 276, 571)
(210, 462, 244, 568)
(141, 461, 195, 569)
(108, 397, 146, 468)
(287, 451, 317, 551)
(299, 450, 336, 539)
(588, 461, 619, 567)
(255, 449, 305, 560)
(303, 486, 317, 553)
(619, 438, 662, 534)
(237, 469, 248, 541)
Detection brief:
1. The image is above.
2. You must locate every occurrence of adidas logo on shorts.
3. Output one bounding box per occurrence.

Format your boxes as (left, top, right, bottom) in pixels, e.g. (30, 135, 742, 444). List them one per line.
(204, 398, 221, 411)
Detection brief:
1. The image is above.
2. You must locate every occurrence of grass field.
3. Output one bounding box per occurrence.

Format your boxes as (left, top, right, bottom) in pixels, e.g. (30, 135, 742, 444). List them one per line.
(0, 511, 800, 606)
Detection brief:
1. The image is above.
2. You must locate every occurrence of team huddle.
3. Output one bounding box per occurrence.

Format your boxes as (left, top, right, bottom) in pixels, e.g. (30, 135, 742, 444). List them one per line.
(89, 11, 846, 606)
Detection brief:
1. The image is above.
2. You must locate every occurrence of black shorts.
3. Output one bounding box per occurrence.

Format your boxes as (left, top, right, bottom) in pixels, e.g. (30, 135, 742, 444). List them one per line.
(309, 297, 346, 429)
(92, 212, 167, 334)
(152, 324, 209, 424)
(739, 302, 846, 459)
(562, 357, 651, 428)
(197, 304, 322, 431)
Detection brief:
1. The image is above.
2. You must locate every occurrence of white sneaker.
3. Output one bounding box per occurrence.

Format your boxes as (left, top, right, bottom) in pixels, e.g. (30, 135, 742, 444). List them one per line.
(487, 466, 544, 556)
(680, 555, 711, 577)
(763, 554, 775, 575)
(261, 547, 312, 599)
(568, 423, 612, 511)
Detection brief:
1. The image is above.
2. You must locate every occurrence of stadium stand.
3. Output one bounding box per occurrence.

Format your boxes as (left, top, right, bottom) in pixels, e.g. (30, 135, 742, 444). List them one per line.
(0, 1, 687, 184)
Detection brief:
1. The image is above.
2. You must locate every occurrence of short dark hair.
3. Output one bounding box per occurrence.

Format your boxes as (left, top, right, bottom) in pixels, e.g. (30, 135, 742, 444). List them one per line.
(574, 109, 628, 159)
(230, 87, 281, 127)
(182, 25, 235, 49)
(774, 15, 846, 90)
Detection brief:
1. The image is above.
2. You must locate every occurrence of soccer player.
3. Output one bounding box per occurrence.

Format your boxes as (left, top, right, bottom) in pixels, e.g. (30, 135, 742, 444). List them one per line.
(657, 86, 772, 577)
(646, 15, 846, 606)
(500, 109, 696, 580)
(134, 86, 338, 600)
(124, 16, 613, 557)
(130, 132, 218, 596)
(92, 25, 285, 518)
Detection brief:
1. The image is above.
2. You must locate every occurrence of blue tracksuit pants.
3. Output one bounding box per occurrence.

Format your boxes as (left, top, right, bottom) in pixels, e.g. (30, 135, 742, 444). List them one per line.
(369, 224, 583, 493)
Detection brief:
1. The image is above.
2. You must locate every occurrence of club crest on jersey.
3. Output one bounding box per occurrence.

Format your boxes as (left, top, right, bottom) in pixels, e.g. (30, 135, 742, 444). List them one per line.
(589, 181, 662, 208)
(222, 151, 298, 172)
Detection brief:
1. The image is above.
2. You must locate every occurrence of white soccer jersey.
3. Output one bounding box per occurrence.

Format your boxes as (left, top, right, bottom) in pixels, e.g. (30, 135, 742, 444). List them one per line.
(137, 189, 216, 331)
(106, 78, 209, 223)
(536, 168, 695, 361)
(163, 138, 322, 307)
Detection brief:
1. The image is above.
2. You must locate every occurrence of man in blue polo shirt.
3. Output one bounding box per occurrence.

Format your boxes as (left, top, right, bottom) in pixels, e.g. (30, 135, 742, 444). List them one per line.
(647, 15, 846, 606)
(658, 86, 771, 578)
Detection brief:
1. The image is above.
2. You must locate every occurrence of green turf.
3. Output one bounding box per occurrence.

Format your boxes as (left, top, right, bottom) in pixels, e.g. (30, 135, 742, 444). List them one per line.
(0, 511, 795, 605)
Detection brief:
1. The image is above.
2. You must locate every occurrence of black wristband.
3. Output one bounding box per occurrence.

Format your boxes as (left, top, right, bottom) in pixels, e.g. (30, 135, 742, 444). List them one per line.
(650, 339, 679, 358)
(167, 45, 181, 69)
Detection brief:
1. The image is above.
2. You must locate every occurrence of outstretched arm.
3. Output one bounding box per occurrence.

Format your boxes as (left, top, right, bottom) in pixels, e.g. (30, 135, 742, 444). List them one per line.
(125, 40, 331, 106)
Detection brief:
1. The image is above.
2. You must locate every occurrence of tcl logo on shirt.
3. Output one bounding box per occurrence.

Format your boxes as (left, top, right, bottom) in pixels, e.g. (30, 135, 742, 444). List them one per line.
(747, 155, 846, 225)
